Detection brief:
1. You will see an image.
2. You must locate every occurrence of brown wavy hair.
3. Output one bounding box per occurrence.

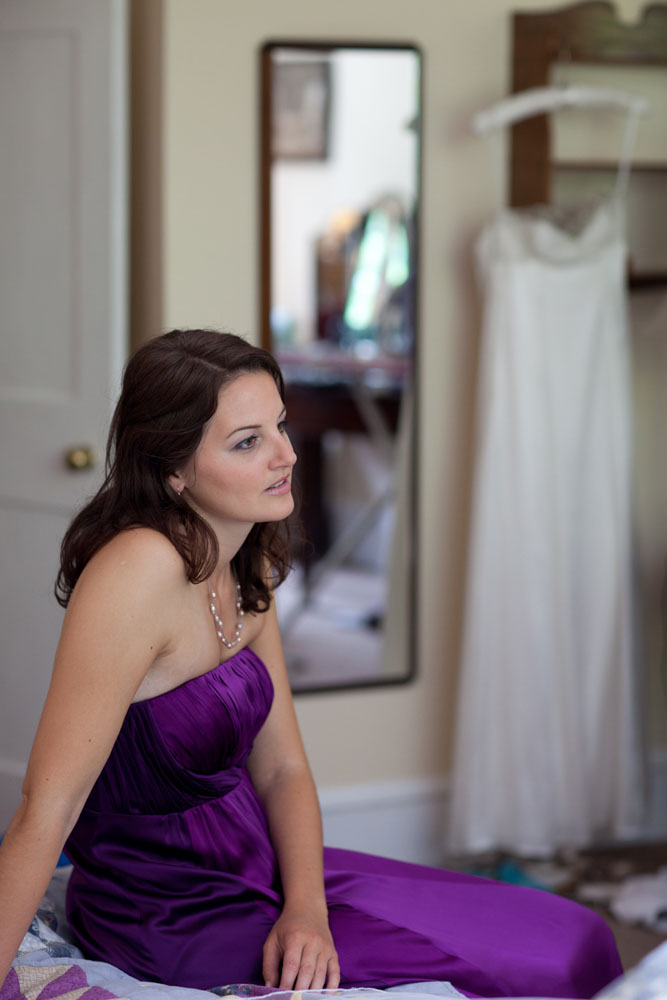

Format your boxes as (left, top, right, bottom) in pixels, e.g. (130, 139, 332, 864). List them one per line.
(56, 329, 291, 610)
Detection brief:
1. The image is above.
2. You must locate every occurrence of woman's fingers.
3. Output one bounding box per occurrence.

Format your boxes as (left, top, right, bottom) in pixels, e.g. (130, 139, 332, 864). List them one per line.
(326, 954, 341, 990)
(262, 933, 282, 988)
(304, 952, 340, 990)
(292, 942, 319, 990)
(278, 939, 305, 989)
(292, 942, 340, 990)
(278, 940, 333, 991)
(263, 913, 340, 990)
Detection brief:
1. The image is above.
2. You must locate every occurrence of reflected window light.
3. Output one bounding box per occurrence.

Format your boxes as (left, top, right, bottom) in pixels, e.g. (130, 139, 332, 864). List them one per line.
(344, 208, 410, 334)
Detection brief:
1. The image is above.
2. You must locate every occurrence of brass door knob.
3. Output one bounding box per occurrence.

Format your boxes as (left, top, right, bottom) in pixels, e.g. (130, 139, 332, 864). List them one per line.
(65, 446, 96, 470)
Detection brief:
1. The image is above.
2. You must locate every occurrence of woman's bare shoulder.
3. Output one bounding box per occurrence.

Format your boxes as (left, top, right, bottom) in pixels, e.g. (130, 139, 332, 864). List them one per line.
(74, 528, 187, 603)
(99, 527, 184, 565)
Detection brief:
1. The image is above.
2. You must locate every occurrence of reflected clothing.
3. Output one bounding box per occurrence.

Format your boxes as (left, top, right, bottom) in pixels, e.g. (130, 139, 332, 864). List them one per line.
(66, 646, 622, 998)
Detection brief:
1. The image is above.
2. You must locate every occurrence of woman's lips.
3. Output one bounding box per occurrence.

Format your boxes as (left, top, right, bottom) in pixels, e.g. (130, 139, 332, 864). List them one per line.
(265, 477, 291, 495)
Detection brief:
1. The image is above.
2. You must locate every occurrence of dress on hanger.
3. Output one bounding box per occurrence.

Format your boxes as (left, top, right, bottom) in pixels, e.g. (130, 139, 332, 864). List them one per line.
(65, 646, 622, 999)
(449, 193, 643, 855)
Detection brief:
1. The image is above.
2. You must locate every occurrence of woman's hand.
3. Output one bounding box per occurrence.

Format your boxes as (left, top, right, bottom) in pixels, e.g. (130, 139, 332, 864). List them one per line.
(250, 601, 339, 991)
(263, 903, 340, 990)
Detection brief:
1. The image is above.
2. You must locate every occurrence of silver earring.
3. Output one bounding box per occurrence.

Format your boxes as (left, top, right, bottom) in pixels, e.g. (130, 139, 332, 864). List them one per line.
(176, 486, 183, 497)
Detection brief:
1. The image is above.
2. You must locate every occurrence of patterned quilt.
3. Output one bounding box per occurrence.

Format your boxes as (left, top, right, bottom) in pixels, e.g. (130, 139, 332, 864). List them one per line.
(1, 963, 124, 1000)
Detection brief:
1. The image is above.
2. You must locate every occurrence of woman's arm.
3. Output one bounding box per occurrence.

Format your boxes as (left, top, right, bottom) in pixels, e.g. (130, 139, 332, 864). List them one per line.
(248, 598, 340, 992)
(0, 530, 181, 987)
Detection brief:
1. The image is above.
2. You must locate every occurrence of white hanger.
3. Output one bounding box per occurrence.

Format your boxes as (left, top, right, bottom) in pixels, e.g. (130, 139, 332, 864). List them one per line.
(473, 84, 650, 204)
(472, 84, 649, 135)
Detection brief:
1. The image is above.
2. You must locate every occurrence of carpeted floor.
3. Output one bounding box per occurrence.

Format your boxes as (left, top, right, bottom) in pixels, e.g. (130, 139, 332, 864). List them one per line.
(573, 841, 667, 971)
(597, 907, 664, 971)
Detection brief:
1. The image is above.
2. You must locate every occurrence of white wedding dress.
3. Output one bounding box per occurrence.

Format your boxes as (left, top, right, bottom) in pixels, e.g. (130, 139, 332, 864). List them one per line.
(449, 197, 644, 855)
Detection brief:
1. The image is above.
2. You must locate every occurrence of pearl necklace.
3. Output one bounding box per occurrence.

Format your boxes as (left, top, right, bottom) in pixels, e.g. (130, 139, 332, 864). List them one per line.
(207, 577, 244, 649)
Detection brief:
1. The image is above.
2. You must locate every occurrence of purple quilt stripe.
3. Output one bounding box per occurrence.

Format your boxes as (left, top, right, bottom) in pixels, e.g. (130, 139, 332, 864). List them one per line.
(0, 965, 120, 1000)
(0, 969, 19, 1000)
(38, 966, 88, 1000)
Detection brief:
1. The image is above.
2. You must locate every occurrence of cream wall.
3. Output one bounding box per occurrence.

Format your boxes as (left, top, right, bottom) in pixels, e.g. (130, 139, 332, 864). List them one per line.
(161, 0, 665, 793)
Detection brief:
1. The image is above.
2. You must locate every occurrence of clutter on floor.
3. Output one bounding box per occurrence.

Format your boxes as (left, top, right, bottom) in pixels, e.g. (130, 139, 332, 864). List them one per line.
(451, 841, 667, 937)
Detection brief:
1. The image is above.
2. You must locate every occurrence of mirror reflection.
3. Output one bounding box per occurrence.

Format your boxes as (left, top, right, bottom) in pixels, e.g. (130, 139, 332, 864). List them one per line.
(260, 43, 422, 692)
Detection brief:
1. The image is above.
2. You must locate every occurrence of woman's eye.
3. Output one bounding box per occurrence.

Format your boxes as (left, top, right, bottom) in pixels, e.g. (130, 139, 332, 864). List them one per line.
(278, 419, 289, 434)
(235, 434, 258, 451)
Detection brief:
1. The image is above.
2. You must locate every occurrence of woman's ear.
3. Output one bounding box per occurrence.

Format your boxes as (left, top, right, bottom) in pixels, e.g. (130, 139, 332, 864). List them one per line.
(167, 473, 185, 498)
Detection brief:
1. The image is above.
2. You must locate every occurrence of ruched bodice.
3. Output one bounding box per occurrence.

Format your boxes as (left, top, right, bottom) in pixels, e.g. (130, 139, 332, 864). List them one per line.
(65, 646, 622, 998)
(82, 647, 273, 815)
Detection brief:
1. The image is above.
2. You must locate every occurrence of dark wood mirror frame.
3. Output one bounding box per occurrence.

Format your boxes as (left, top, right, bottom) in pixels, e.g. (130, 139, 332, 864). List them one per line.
(259, 40, 423, 695)
(510, 1, 667, 283)
(511, 1, 667, 203)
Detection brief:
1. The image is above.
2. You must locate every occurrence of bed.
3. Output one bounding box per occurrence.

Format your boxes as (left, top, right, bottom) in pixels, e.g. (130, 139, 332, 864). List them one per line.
(4, 866, 665, 1000)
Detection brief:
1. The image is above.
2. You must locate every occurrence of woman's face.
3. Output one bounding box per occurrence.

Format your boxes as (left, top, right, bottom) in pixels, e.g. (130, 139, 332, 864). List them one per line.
(171, 371, 296, 530)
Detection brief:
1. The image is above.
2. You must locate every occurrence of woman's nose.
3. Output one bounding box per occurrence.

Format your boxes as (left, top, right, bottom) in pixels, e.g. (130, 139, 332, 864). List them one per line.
(271, 432, 297, 468)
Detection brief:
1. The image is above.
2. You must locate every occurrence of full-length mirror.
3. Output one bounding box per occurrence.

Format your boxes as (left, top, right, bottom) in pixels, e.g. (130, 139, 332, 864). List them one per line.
(260, 42, 422, 692)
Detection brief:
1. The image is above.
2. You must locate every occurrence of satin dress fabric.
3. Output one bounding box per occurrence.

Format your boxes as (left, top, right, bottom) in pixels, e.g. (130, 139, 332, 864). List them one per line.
(65, 646, 622, 998)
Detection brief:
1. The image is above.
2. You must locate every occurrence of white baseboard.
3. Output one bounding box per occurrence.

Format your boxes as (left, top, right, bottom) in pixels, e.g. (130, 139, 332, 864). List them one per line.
(0, 758, 26, 830)
(320, 751, 667, 865)
(319, 776, 449, 866)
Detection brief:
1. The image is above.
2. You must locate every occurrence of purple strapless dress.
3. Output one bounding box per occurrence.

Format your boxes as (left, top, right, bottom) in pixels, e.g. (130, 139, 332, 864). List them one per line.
(65, 647, 621, 998)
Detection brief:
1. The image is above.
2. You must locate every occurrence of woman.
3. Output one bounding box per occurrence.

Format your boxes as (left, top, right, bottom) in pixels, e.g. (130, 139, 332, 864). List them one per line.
(0, 330, 621, 998)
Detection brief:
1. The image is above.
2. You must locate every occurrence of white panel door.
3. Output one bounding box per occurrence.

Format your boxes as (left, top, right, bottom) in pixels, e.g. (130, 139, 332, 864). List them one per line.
(0, 0, 127, 826)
